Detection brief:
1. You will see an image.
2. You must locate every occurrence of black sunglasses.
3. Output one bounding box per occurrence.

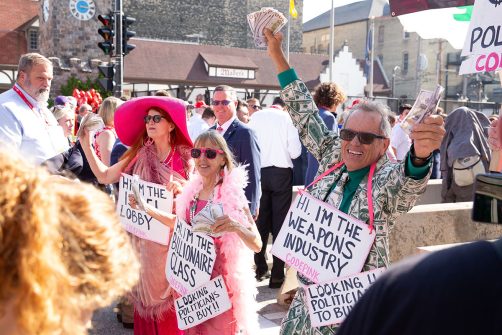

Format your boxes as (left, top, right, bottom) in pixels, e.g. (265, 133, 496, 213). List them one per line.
(191, 148, 224, 159)
(212, 100, 232, 106)
(340, 129, 387, 145)
(144, 115, 166, 123)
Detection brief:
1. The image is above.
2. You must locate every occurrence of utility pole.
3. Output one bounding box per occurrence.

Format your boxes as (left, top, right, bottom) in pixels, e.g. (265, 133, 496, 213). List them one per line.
(369, 17, 375, 98)
(114, 0, 123, 98)
(328, 0, 335, 82)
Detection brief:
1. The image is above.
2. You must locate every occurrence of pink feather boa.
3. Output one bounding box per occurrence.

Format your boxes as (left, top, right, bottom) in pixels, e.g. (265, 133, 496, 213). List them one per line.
(176, 165, 259, 333)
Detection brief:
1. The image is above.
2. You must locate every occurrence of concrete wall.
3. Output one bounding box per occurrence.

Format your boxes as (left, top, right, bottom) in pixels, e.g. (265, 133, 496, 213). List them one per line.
(415, 179, 442, 205)
(389, 202, 502, 262)
(124, 0, 304, 51)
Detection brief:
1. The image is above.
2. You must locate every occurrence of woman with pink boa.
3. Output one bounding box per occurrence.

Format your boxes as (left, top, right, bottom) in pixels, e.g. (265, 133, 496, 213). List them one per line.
(175, 130, 262, 334)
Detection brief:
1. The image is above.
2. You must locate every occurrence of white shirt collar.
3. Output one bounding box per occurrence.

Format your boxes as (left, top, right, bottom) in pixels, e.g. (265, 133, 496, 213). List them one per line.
(216, 116, 236, 135)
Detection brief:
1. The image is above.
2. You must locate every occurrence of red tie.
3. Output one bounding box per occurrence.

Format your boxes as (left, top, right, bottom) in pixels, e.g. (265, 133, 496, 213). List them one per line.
(216, 126, 224, 133)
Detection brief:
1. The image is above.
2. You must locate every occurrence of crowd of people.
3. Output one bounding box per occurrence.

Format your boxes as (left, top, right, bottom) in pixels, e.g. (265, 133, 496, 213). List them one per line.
(0, 29, 501, 335)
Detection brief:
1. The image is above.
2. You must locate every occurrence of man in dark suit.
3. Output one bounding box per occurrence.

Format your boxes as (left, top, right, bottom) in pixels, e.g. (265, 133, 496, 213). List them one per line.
(212, 85, 261, 218)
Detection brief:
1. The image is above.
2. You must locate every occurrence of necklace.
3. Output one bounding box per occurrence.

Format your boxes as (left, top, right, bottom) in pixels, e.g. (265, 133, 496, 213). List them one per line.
(189, 179, 220, 223)
(160, 143, 175, 167)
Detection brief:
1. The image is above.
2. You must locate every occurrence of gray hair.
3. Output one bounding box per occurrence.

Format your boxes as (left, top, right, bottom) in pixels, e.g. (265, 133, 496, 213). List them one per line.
(343, 100, 392, 138)
(17, 53, 52, 80)
(51, 105, 73, 121)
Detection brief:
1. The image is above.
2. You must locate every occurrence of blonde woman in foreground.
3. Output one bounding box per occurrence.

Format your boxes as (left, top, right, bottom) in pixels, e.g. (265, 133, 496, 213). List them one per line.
(0, 149, 139, 335)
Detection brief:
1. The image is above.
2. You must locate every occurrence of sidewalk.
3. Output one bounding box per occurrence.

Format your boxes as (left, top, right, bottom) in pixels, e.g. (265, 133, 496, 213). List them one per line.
(89, 272, 289, 334)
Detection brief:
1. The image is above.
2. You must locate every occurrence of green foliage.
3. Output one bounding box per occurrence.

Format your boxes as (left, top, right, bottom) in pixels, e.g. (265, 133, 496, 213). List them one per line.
(59, 75, 111, 98)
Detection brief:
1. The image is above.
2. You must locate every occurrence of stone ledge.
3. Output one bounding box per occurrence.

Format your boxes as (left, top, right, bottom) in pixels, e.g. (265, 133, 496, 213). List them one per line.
(390, 201, 502, 263)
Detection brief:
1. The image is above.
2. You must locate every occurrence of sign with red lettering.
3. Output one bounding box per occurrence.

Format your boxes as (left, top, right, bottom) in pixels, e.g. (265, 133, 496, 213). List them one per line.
(460, 0, 502, 74)
(271, 193, 375, 283)
(116, 173, 173, 245)
(305, 268, 385, 326)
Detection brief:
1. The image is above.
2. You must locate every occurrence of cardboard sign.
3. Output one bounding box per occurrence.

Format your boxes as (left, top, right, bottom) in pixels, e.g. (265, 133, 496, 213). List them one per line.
(271, 192, 375, 283)
(116, 173, 173, 245)
(305, 268, 385, 327)
(460, 0, 502, 74)
(166, 219, 216, 295)
(175, 275, 232, 330)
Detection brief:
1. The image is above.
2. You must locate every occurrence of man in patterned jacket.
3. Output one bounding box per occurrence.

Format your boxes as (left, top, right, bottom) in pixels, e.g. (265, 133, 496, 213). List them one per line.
(263, 29, 446, 334)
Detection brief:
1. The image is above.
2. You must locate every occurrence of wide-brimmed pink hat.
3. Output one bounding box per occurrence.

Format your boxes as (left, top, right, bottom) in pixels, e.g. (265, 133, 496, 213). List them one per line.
(114, 96, 192, 147)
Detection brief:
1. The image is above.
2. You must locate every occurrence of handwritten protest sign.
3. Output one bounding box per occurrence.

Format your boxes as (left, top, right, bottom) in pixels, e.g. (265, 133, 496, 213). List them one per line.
(305, 268, 385, 327)
(271, 192, 375, 283)
(166, 219, 216, 295)
(459, 0, 502, 74)
(175, 275, 232, 330)
(116, 173, 173, 245)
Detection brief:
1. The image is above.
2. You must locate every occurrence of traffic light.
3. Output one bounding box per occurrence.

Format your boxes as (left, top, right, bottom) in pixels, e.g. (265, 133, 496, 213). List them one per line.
(98, 13, 115, 56)
(98, 64, 115, 92)
(122, 15, 136, 55)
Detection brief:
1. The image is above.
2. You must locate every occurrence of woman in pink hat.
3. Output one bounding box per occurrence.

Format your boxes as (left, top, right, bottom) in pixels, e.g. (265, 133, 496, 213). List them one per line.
(79, 96, 194, 335)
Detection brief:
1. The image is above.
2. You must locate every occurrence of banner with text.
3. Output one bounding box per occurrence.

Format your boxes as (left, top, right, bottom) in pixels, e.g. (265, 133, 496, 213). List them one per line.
(175, 275, 232, 330)
(271, 192, 375, 283)
(306, 268, 385, 327)
(459, 0, 502, 74)
(166, 219, 216, 295)
(116, 173, 173, 245)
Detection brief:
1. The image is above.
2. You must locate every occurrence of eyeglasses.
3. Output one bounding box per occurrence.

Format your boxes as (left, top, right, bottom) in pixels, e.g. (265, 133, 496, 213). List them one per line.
(212, 100, 232, 106)
(144, 115, 166, 123)
(339, 129, 387, 145)
(191, 147, 224, 159)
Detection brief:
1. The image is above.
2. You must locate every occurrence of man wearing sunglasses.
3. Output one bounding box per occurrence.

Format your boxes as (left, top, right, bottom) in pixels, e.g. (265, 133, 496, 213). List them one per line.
(211, 85, 261, 219)
(264, 29, 446, 334)
(246, 97, 262, 117)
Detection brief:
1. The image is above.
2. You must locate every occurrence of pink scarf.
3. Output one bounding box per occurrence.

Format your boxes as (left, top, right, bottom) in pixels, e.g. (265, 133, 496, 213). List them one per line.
(126, 144, 192, 319)
(176, 165, 259, 333)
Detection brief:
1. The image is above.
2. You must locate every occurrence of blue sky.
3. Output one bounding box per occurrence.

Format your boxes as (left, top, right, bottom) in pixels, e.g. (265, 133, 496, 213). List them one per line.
(303, 0, 366, 22)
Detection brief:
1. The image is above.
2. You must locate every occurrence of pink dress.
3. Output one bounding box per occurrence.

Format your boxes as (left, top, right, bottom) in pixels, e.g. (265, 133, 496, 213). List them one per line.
(175, 166, 259, 335)
(129, 145, 192, 335)
(184, 200, 246, 335)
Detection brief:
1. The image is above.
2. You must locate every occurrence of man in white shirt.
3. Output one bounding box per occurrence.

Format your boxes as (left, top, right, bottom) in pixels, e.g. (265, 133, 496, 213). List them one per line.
(188, 102, 209, 141)
(0, 53, 68, 165)
(248, 98, 302, 288)
(391, 104, 412, 161)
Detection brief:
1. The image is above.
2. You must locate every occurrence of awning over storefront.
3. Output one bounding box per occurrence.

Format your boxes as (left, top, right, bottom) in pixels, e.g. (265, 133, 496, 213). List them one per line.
(124, 38, 329, 90)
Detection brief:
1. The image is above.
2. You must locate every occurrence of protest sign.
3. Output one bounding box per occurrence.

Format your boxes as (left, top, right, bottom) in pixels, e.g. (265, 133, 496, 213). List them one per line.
(116, 173, 173, 245)
(305, 268, 385, 327)
(271, 192, 375, 283)
(459, 0, 502, 74)
(166, 219, 216, 295)
(175, 275, 232, 330)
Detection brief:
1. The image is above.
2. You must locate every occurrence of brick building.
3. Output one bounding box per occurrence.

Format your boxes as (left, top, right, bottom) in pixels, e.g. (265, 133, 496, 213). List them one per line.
(0, 0, 40, 92)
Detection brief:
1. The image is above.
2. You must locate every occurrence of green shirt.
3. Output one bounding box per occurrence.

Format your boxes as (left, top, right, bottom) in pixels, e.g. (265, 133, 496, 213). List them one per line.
(279, 68, 431, 212)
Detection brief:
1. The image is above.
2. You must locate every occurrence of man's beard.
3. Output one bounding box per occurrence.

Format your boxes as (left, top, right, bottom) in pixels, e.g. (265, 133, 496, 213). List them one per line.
(24, 78, 50, 103)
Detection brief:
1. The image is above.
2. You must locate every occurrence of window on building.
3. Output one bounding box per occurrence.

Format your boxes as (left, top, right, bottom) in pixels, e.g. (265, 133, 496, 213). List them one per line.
(402, 52, 409, 74)
(28, 29, 39, 50)
(403, 31, 410, 40)
(378, 54, 383, 64)
(378, 25, 384, 43)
